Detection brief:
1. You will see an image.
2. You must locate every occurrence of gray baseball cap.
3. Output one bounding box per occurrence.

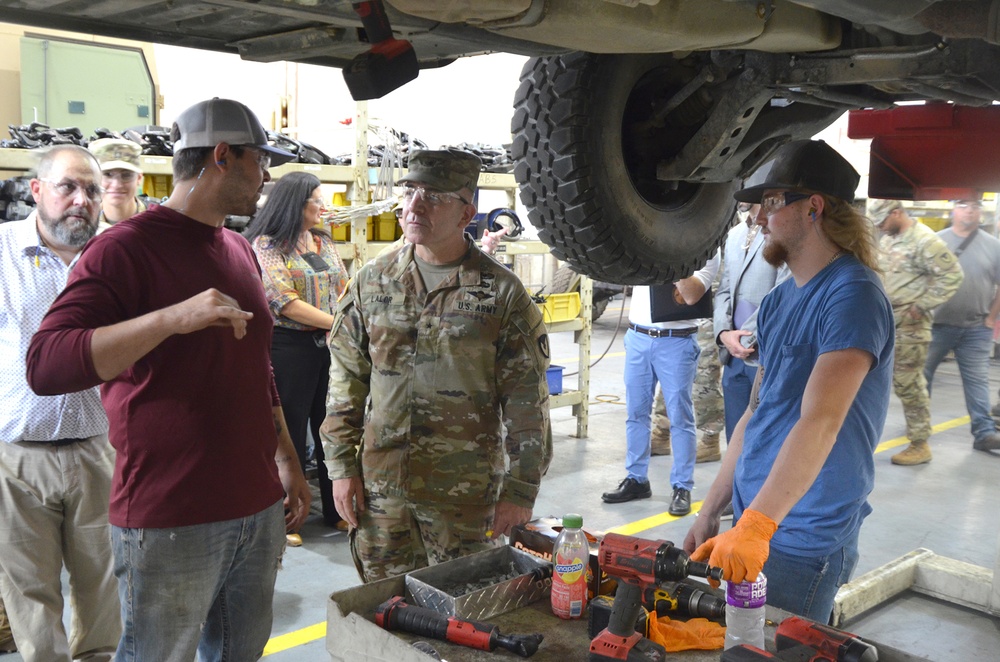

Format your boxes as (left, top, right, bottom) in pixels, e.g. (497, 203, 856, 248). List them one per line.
(398, 149, 482, 193)
(170, 98, 295, 166)
(735, 140, 860, 204)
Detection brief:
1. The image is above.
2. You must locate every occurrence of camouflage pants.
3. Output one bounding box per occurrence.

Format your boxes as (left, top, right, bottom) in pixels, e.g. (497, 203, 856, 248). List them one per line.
(0, 595, 13, 651)
(350, 494, 501, 583)
(653, 321, 725, 443)
(894, 341, 932, 443)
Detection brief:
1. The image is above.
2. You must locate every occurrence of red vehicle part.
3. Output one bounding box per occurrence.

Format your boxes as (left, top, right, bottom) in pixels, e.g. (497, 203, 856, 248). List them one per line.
(848, 103, 1000, 201)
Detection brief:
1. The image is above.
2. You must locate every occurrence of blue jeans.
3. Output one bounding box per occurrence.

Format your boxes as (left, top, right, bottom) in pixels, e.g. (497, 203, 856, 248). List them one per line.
(111, 499, 285, 662)
(722, 358, 758, 441)
(924, 324, 995, 441)
(762, 528, 860, 623)
(624, 329, 700, 490)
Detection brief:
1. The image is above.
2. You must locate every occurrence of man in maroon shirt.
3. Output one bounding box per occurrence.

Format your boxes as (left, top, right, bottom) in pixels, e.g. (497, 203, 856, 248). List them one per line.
(27, 98, 310, 661)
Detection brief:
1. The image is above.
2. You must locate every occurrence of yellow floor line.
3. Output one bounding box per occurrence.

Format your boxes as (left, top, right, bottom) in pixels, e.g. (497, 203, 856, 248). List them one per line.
(875, 415, 969, 453)
(262, 622, 326, 655)
(262, 413, 972, 653)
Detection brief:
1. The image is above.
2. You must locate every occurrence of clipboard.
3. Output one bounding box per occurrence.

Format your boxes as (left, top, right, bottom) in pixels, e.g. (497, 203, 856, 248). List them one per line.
(649, 284, 713, 323)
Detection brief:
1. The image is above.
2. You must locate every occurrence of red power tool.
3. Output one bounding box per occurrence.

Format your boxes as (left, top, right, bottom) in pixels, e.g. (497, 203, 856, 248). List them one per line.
(589, 532, 724, 661)
(374, 596, 544, 658)
(774, 617, 878, 662)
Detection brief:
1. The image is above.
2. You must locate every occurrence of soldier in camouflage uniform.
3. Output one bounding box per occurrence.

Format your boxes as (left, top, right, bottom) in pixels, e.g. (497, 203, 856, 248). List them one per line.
(650, 319, 725, 462)
(320, 149, 552, 582)
(871, 199, 963, 465)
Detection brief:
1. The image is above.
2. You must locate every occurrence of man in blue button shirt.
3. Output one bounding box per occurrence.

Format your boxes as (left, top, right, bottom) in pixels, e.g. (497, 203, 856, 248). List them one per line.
(0, 145, 119, 661)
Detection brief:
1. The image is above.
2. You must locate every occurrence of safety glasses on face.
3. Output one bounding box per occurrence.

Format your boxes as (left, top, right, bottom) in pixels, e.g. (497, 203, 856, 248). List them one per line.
(239, 147, 271, 171)
(760, 191, 810, 217)
(41, 178, 104, 202)
(306, 196, 325, 208)
(400, 185, 470, 206)
(954, 201, 982, 209)
(102, 170, 139, 183)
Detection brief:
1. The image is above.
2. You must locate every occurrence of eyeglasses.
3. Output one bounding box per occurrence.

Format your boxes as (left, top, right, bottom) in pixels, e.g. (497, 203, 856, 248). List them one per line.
(41, 178, 104, 202)
(239, 146, 271, 171)
(760, 192, 810, 217)
(306, 197, 325, 207)
(955, 201, 982, 209)
(401, 185, 470, 206)
(102, 170, 139, 183)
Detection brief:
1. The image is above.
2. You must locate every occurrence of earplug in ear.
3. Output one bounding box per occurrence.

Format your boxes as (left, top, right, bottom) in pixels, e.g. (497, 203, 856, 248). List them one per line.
(808, 207, 816, 214)
(216, 160, 226, 165)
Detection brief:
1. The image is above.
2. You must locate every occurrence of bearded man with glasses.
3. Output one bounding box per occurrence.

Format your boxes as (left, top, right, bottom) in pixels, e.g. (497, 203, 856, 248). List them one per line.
(684, 140, 894, 623)
(320, 148, 552, 582)
(0, 145, 118, 661)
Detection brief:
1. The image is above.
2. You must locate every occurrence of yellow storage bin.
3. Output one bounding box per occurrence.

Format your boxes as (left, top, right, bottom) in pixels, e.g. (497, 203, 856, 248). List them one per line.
(376, 212, 398, 241)
(538, 292, 581, 323)
(142, 174, 172, 199)
(332, 224, 350, 241)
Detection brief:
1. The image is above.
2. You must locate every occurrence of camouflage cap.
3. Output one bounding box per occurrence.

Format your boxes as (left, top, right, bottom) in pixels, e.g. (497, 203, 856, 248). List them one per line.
(398, 148, 482, 193)
(89, 138, 142, 173)
(867, 198, 903, 225)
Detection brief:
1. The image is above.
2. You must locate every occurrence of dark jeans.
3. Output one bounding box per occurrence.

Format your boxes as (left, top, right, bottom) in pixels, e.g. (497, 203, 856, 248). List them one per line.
(722, 357, 758, 441)
(271, 327, 338, 524)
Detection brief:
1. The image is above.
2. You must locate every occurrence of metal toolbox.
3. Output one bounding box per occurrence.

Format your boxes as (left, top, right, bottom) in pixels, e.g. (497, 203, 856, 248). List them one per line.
(404, 546, 552, 621)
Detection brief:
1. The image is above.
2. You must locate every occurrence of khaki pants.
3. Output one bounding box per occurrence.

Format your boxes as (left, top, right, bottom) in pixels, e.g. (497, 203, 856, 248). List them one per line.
(0, 436, 120, 662)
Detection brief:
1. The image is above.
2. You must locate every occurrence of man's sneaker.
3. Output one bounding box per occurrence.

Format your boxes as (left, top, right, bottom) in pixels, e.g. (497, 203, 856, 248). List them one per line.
(973, 431, 1000, 452)
(602, 477, 652, 503)
(891, 441, 931, 465)
(720, 502, 734, 520)
(668, 487, 691, 516)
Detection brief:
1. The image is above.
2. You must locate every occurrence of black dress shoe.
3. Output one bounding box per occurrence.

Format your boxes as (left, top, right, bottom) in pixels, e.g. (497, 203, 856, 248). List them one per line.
(602, 477, 652, 503)
(668, 487, 691, 516)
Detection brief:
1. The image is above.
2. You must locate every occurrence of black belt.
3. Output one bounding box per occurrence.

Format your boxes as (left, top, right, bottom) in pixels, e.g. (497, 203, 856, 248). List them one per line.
(629, 323, 697, 338)
(20, 438, 87, 447)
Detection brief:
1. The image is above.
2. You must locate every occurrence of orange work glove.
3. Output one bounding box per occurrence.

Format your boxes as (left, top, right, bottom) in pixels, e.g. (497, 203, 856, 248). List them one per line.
(647, 614, 726, 652)
(690, 508, 778, 587)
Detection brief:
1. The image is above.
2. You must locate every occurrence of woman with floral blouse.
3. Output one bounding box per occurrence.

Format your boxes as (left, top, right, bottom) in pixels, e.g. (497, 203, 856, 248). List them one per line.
(245, 172, 349, 546)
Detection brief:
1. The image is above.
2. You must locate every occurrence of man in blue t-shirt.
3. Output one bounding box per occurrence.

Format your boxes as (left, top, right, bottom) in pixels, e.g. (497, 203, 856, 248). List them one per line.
(684, 140, 894, 622)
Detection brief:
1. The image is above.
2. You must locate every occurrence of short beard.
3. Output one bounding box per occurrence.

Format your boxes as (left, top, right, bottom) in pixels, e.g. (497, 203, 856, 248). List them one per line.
(762, 239, 788, 267)
(43, 209, 98, 248)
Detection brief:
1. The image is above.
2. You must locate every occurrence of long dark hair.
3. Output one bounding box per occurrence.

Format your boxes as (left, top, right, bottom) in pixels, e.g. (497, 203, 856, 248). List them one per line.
(244, 171, 329, 255)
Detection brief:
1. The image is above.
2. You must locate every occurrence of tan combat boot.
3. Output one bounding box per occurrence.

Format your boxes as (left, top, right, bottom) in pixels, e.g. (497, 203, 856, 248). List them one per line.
(696, 435, 722, 463)
(891, 441, 931, 465)
(650, 425, 671, 456)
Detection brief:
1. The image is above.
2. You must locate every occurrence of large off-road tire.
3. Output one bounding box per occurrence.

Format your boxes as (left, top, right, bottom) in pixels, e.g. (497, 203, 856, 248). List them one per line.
(511, 53, 739, 285)
(548, 264, 610, 321)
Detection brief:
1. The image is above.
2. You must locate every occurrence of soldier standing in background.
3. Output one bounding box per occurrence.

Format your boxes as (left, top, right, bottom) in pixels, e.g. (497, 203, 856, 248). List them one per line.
(321, 149, 552, 582)
(871, 199, 963, 465)
(88, 138, 148, 228)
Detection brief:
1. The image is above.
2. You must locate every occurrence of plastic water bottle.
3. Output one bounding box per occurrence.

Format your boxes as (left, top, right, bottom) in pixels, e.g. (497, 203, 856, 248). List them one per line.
(551, 513, 589, 619)
(724, 572, 767, 650)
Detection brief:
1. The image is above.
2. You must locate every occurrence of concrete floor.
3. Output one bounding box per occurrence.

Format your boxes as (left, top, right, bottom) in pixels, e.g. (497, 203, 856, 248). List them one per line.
(6, 295, 999, 660)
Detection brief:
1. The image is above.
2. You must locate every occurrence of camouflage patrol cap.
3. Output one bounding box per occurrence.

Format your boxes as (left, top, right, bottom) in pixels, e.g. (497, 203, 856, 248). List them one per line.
(867, 198, 903, 225)
(89, 138, 142, 173)
(398, 148, 482, 193)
